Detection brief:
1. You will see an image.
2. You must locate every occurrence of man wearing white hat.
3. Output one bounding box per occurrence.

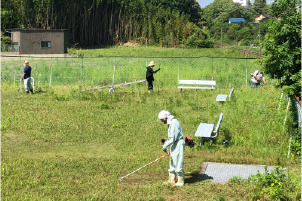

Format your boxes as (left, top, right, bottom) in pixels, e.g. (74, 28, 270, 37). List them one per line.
(146, 61, 160, 91)
(158, 110, 185, 186)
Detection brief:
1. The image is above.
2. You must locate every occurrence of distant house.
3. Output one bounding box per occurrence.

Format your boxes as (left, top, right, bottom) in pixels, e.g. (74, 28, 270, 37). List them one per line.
(255, 14, 272, 23)
(229, 18, 246, 23)
(5, 28, 68, 54)
(233, 0, 253, 6)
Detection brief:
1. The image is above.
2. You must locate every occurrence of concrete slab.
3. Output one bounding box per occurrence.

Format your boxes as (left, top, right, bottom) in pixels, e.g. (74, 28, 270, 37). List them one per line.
(199, 162, 276, 183)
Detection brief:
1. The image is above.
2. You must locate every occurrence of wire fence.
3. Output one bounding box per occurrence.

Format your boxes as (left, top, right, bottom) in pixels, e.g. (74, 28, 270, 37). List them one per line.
(2, 56, 263, 89)
(1, 45, 20, 52)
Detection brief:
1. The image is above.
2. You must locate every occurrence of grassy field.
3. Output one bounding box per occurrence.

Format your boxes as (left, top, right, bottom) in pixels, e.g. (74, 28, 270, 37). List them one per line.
(2, 56, 260, 89)
(1, 82, 300, 200)
(67, 46, 251, 58)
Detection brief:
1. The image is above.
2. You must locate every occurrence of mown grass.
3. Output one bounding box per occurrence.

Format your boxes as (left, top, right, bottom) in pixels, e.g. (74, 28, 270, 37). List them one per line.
(67, 46, 250, 58)
(1, 83, 300, 200)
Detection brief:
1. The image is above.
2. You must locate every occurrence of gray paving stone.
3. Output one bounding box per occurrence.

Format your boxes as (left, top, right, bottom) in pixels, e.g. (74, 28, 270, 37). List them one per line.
(199, 162, 275, 183)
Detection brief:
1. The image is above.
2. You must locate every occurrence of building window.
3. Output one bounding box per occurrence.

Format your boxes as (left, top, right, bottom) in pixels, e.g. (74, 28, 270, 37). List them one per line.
(41, 41, 51, 48)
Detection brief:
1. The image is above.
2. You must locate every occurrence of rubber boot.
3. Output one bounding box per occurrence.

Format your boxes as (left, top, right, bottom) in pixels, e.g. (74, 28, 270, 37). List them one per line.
(30, 89, 34, 94)
(163, 173, 176, 185)
(175, 173, 185, 186)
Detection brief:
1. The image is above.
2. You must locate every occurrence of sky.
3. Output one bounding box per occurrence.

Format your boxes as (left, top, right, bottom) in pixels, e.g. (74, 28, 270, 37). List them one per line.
(196, 0, 214, 8)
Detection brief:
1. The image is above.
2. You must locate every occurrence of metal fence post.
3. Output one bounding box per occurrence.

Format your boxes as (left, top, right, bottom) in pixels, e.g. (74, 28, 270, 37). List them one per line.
(212, 57, 214, 80)
(20, 56, 22, 73)
(49, 57, 52, 86)
(245, 58, 247, 88)
(145, 57, 147, 86)
(82, 57, 84, 84)
(112, 57, 116, 85)
(178, 57, 180, 83)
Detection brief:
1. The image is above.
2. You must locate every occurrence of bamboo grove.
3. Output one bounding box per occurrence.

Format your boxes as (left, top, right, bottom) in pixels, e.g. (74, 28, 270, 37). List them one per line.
(2, 0, 210, 47)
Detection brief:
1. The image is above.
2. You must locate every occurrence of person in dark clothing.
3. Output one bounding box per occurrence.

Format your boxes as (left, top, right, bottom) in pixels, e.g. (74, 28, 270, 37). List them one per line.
(146, 61, 160, 91)
(21, 60, 34, 94)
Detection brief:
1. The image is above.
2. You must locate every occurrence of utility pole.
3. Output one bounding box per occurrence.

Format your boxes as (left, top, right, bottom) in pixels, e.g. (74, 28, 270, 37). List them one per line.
(221, 28, 222, 49)
(259, 26, 261, 57)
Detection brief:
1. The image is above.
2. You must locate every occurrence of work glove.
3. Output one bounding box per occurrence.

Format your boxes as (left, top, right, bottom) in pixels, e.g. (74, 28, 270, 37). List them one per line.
(162, 144, 167, 152)
(158, 68, 161, 71)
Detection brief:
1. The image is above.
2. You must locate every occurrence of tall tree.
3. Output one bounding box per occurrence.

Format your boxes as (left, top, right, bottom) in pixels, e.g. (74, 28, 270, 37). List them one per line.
(253, 0, 267, 14)
(261, 0, 301, 96)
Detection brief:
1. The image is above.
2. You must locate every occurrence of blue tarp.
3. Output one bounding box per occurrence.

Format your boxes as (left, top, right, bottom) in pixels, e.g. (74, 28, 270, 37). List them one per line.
(229, 18, 245, 23)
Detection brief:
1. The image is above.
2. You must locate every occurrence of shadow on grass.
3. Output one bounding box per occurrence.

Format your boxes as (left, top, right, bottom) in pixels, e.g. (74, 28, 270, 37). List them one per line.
(185, 171, 213, 184)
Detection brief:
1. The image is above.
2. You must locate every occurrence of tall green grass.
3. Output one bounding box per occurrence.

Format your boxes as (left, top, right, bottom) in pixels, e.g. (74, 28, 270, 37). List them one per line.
(67, 46, 250, 58)
(1, 84, 300, 200)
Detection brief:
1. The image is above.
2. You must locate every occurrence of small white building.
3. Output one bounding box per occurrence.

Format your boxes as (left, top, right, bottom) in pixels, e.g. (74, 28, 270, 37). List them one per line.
(233, 0, 253, 6)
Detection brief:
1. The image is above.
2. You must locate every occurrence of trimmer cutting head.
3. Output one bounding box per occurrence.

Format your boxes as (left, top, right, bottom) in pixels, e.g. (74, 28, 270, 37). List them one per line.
(118, 177, 126, 182)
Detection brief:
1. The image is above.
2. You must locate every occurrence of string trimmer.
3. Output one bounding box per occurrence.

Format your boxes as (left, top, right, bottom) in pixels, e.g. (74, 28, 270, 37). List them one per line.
(118, 152, 169, 182)
(118, 139, 169, 182)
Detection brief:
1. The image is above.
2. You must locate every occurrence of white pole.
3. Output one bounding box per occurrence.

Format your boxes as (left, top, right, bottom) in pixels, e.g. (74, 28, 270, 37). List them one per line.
(49, 57, 52, 86)
(20, 79, 22, 93)
(278, 93, 283, 110)
(31, 77, 35, 91)
(287, 126, 293, 157)
(112, 57, 116, 85)
(283, 98, 291, 131)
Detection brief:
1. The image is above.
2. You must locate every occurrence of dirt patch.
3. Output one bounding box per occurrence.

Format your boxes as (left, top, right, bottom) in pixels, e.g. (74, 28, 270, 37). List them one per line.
(1, 132, 31, 145)
(119, 172, 201, 186)
(119, 173, 165, 186)
(122, 42, 138, 47)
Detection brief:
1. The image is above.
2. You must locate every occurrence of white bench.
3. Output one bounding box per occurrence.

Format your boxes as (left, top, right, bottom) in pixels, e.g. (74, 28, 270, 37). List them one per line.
(178, 80, 216, 91)
(216, 88, 234, 102)
(195, 113, 223, 145)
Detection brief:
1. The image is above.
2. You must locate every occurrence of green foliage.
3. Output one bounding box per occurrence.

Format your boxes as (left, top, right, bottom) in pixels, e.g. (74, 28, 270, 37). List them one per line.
(253, 0, 268, 15)
(209, 22, 259, 46)
(1, 0, 211, 48)
(260, 0, 301, 96)
(186, 36, 214, 48)
(1, 35, 11, 45)
(215, 195, 226, 201)
(1, 1, 23, 31)
(291, 136, 302, 159)
(204, 2, 257, 28)
(229, 176, 245, 184)
(248, 167, 300, 200)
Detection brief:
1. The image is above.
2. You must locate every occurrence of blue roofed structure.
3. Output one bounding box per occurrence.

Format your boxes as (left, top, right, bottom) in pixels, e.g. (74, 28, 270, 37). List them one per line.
(228, 18, 245, 23)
